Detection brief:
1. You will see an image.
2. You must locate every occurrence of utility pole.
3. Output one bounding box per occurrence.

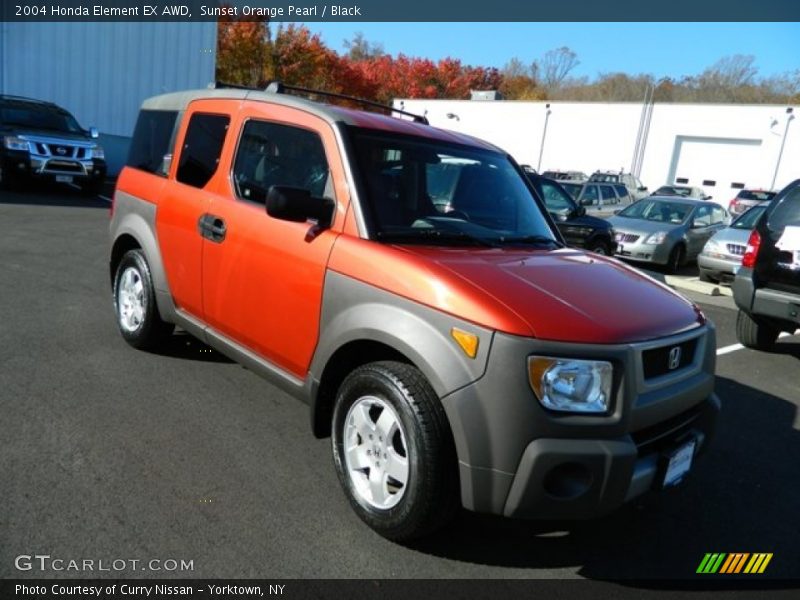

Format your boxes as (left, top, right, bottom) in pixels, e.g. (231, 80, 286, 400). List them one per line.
(771, 107, 795, 190)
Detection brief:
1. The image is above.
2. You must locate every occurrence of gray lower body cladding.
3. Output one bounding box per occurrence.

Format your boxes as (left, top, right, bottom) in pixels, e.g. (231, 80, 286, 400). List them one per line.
(440, 324, 718, 518)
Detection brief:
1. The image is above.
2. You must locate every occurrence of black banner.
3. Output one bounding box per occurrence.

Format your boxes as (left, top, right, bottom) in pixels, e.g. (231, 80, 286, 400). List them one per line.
(2, 0, 800, 22)
(3, 579, 800, 600)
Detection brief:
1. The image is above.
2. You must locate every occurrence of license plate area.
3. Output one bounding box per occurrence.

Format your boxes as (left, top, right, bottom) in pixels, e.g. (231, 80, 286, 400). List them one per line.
(55, 175, 73, 183)
(659, 437, 697, 488)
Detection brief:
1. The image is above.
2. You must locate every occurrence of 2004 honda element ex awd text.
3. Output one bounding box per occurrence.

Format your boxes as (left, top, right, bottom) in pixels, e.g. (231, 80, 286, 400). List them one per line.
(109, 83, 719, 540)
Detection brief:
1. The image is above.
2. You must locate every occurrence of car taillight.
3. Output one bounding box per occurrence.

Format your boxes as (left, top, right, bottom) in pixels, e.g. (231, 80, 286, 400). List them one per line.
(729, 198, 738, 212)
(742, 229, 761, 268)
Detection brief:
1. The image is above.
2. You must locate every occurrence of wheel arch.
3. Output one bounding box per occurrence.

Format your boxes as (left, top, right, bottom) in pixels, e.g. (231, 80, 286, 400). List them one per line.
(110, 197, 176, 322)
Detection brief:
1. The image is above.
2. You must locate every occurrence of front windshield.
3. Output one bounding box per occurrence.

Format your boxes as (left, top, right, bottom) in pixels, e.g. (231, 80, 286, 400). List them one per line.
(618, 199, 693, 224)
(350, 128, 558, 247)
(561, 182, 581, 198)
(590, 173, 618, 183)
(0, 106, 83, 134)
(731, 205, 766, 230)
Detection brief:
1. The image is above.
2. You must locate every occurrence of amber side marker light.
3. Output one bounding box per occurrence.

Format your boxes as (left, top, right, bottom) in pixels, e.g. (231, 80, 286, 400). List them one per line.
(451, 327, 479, 359)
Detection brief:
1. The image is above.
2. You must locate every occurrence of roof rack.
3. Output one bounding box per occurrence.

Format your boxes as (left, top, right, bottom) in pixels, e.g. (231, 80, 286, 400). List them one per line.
(212, 80, 429, 125)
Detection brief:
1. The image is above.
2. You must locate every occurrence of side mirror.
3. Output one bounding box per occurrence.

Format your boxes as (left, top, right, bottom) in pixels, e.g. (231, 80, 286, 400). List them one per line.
(575, 205, 586, 217)
(706, 195, 713, 200)
(267, 185, 334, 228)
(89, 126, 99, 139)
(638, 186, 648, 191)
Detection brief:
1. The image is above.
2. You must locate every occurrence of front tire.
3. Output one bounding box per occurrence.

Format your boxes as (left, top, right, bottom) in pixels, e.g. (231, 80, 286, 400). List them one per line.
(666, 244, 685, 274)
(113, 249, 174, 350)
(588, 239, 611, 255)
(332, 361, 459, 541)
(736, 310, 779, 350)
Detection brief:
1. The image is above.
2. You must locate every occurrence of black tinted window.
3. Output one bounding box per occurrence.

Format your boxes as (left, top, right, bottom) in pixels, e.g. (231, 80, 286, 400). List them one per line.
(232, 120, 330, 204)
(176, 113, 229, 189)
(127, 109, 179, 175)
(767, 186, 800, 232)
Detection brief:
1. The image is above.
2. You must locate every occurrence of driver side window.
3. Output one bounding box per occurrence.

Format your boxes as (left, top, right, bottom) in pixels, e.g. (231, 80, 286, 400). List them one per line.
(540, 181, 573, 212)
(694, 205, 712, 227)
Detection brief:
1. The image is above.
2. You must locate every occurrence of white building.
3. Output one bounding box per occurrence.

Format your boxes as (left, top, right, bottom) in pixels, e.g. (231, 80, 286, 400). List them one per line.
(0, 22, 217, 174)
(397, 98, 799, 198)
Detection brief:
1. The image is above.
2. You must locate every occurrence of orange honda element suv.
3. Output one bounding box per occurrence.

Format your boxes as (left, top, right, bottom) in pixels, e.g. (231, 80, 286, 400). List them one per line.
(110, 83, 719, 540)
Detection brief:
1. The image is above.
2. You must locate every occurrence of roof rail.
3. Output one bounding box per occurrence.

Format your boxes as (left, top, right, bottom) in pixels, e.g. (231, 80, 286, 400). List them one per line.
(210, 80, 429, 125)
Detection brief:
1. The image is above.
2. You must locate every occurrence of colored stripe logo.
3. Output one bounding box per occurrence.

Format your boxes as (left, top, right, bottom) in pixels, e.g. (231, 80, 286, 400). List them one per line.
(697, 553, 773, 574)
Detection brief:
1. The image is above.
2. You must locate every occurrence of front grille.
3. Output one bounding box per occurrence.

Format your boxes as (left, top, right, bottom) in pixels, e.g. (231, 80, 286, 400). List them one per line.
(631, 402, 705, 455)
(47, 144, 76, 158)
(642, 338, 697, 379)
(618, 233, 640, 243)
(726, 244, 745, 256)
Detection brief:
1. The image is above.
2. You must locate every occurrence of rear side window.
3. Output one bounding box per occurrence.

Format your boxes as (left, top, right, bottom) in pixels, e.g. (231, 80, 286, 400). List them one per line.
(600, 186, 616, 201)
(614, 184, 629, 199)
(232, 120, 330, 204)
(767, 186, 800, 232)
(176, 113, 230, 189)
(127, 109, 179, 175)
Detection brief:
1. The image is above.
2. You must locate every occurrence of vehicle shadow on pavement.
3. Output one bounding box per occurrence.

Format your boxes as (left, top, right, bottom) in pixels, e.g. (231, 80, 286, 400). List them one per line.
(148, 331, 234, 364)
(769, 339, 800, 359)
(0, 184, 109, 209)
(409, 376, 798, 585)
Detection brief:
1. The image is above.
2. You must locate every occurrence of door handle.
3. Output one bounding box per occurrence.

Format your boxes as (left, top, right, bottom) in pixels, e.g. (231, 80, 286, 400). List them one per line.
(198, 213, 227, 243)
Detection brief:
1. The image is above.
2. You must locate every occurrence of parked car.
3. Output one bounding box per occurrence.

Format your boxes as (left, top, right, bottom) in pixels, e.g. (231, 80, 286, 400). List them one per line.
(589, 170, 648, 200)
(524, 172, 617, 255)
(698, 205, 767, 283)
(561, 181, 633, 206)
(733, 180, 800, 350)
(607, 196, 728, 273)
(541, 169, 588, 181)
(652, 185, 711, 200)
(728, 188, 776, 217)
(110, 83, 719, 540)
(0, 94, 106, 194)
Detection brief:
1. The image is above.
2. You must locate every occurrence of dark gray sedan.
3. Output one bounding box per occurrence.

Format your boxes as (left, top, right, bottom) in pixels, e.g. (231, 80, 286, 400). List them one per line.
(607, 197, 729, 273)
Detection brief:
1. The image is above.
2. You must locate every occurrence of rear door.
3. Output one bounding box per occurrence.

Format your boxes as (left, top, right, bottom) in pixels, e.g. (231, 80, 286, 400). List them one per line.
(156, 103, 231, 318)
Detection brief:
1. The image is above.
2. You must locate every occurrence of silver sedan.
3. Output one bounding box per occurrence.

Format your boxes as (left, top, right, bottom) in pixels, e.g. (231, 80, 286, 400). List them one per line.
(607, 197, 729, 273)
(698, 205, 766, 283)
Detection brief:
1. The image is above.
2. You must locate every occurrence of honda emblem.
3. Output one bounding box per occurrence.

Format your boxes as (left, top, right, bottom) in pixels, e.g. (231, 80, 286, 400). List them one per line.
(668, 346, 682, 370)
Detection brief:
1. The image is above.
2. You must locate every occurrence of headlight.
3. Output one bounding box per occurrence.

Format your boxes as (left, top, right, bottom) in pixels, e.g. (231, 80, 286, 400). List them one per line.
(528, 356, 613, 413)
(644, 231, 668, 244)
(3, 136, 29, 151)
(702, 239, 721, 254)
(91, 145, 105, 160)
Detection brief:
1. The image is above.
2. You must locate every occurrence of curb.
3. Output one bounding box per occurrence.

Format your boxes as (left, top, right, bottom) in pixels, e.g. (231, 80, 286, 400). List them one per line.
(665, 275, 732, 297)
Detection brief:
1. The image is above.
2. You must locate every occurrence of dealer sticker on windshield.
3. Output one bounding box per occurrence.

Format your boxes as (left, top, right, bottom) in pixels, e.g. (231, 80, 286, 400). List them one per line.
(663, 439, 696, 487)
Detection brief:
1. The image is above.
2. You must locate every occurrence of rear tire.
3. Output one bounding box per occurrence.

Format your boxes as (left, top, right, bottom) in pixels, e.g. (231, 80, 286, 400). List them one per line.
(332, 361, 459, 541)
(113, 249, 174, 350)
(736, 310, 779, 350)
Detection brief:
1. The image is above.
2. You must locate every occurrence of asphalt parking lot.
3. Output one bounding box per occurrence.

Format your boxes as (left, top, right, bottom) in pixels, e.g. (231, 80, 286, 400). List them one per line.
(1, 185, 798, 583)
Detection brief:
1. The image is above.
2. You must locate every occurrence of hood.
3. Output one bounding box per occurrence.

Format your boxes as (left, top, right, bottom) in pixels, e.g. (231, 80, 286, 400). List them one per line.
(397, 246, 703, 344)
(607, 216, 686, 235)
(2, 127, 92, 143)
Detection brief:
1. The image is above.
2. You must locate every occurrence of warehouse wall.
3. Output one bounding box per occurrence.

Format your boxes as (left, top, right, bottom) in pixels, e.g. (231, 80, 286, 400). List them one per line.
(0, 22, 217, 174)
(398, 98, 799, 195)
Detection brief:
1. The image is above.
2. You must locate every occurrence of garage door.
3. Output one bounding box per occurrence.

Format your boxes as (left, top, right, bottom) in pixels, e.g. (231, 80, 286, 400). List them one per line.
(667, 136, 764, 200)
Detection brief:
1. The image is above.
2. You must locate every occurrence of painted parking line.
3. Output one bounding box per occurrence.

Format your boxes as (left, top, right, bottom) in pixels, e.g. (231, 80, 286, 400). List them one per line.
(717, 331, 797, 356)
(66, 182, 112, 203)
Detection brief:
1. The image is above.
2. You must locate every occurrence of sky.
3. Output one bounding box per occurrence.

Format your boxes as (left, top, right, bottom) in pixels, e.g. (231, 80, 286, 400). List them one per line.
(304, 23, 800, 81)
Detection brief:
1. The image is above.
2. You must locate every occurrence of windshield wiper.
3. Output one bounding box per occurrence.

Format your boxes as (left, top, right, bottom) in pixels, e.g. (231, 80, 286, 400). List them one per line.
(497, 234, 562, 247)
(376, 229, 499, 248)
